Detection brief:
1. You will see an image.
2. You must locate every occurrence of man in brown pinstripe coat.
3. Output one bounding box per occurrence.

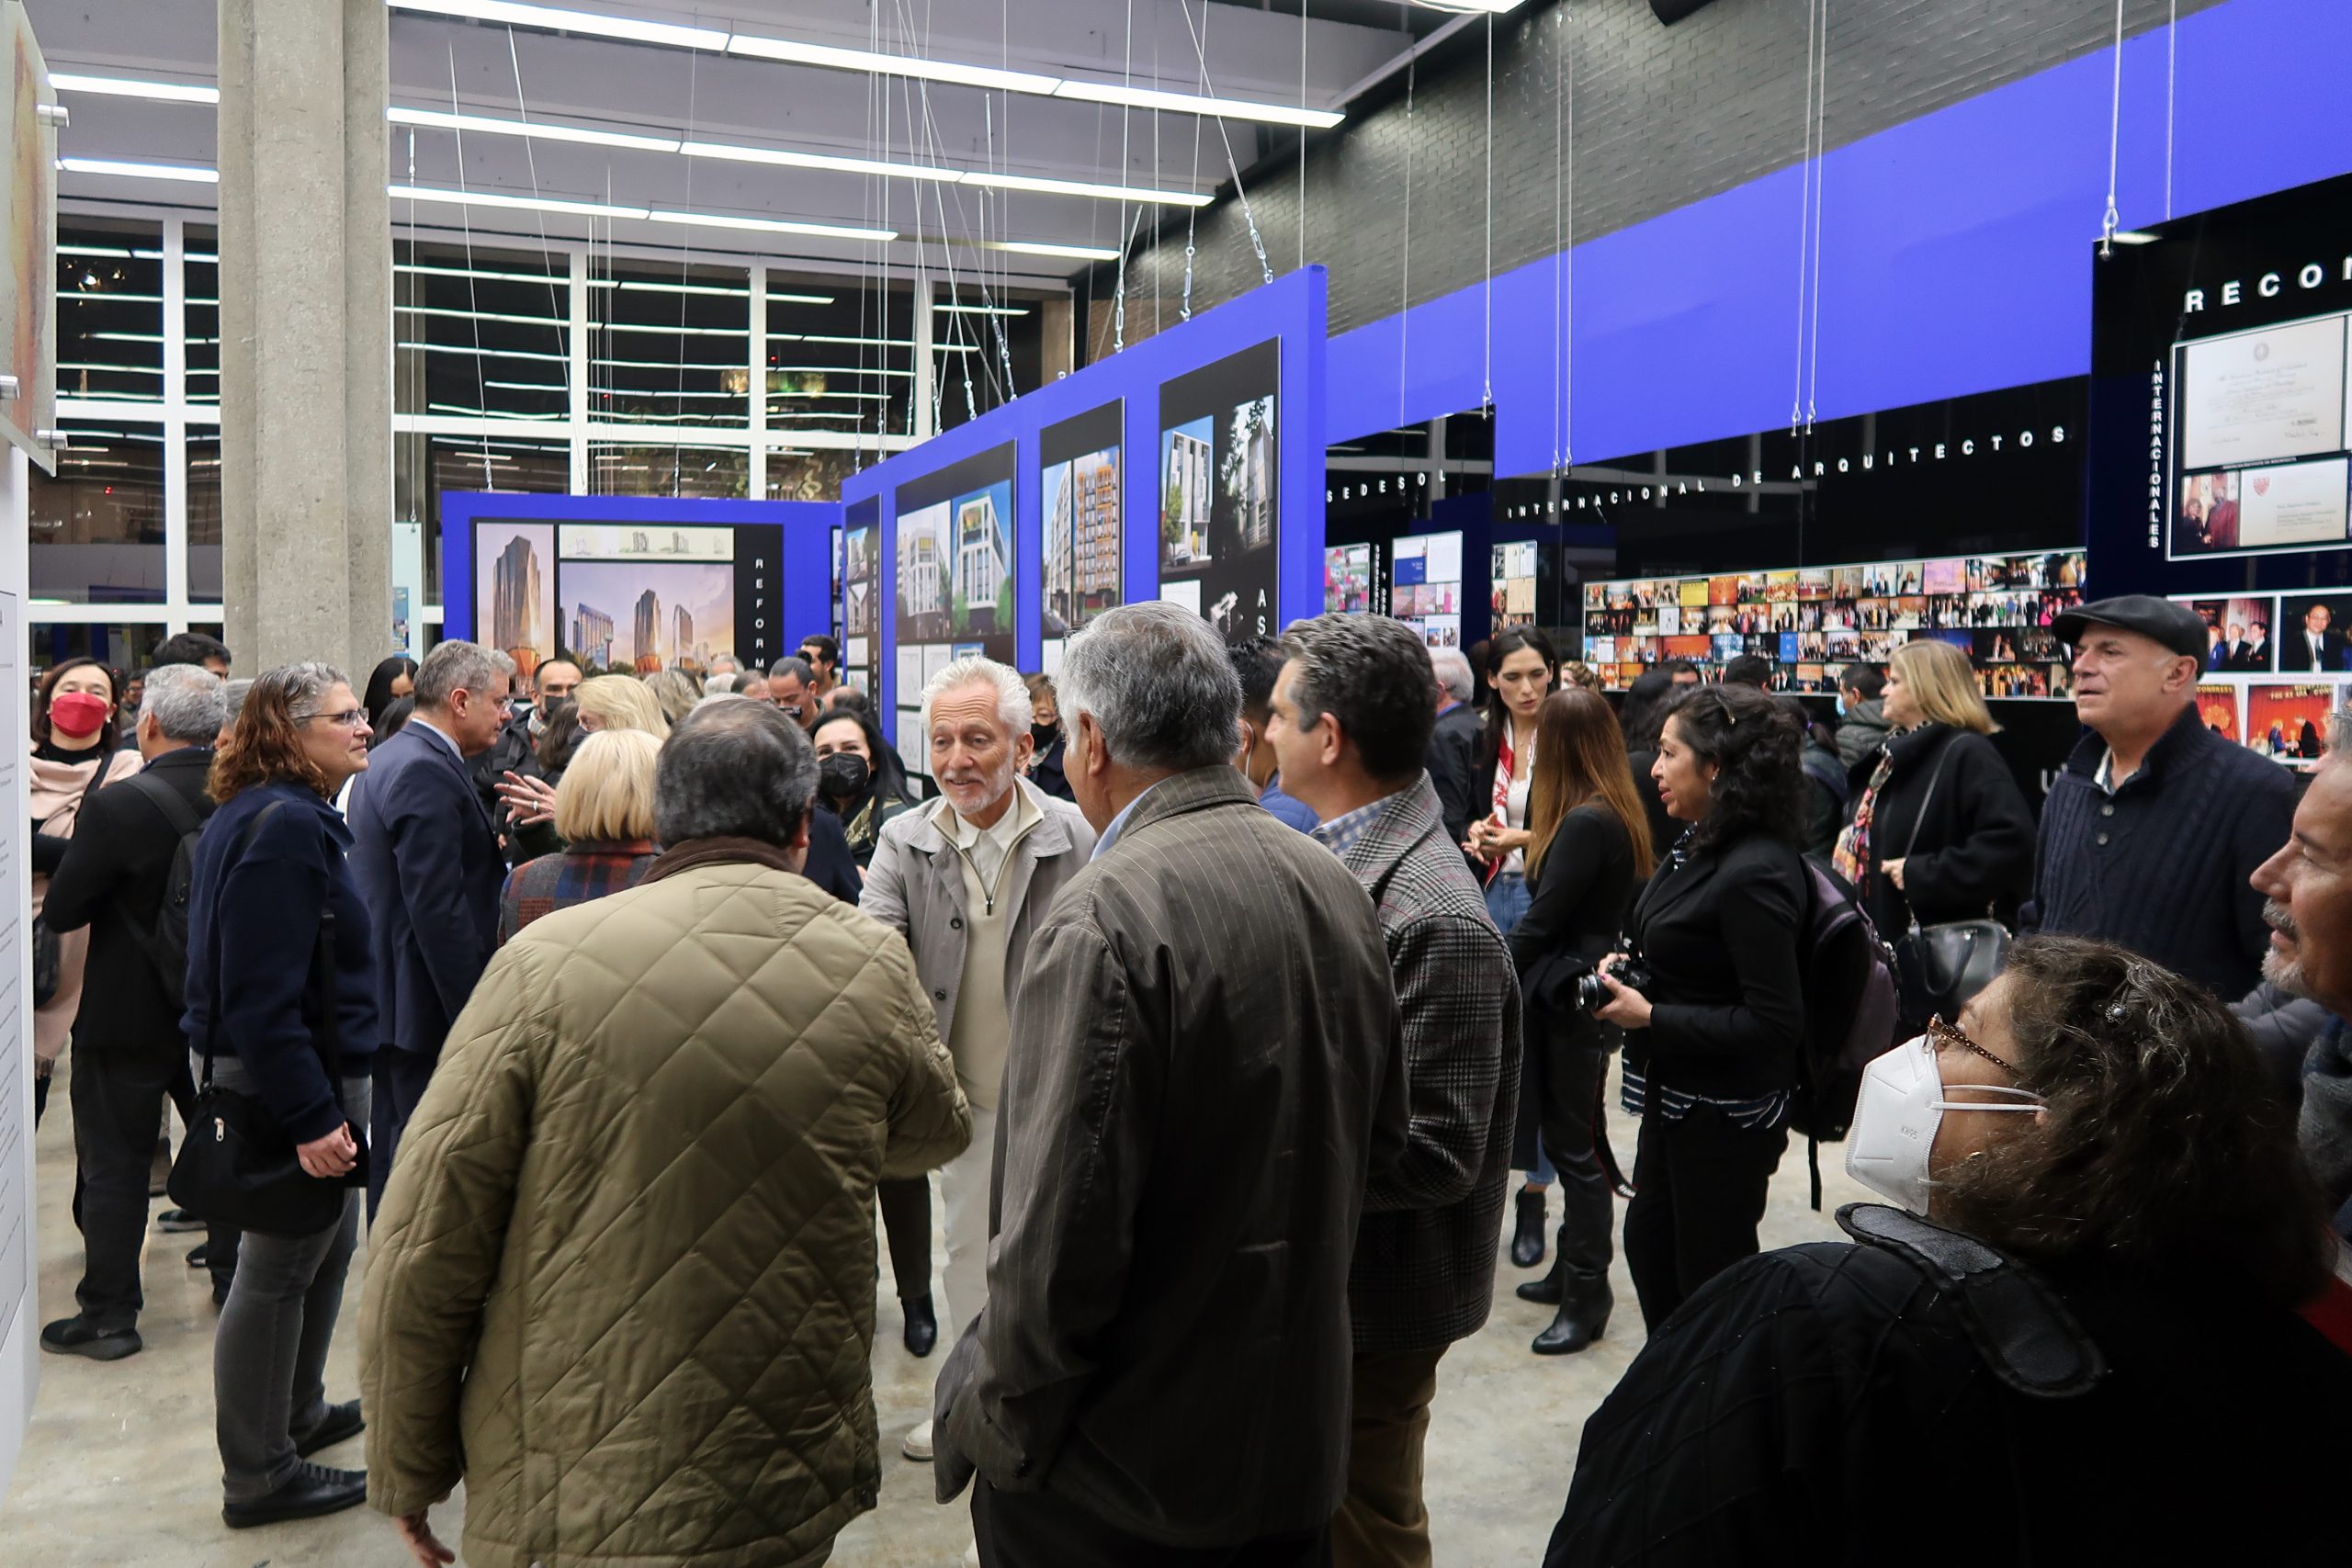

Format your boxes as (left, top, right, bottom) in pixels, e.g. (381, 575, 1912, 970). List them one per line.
(933, 601, 1408, 1567)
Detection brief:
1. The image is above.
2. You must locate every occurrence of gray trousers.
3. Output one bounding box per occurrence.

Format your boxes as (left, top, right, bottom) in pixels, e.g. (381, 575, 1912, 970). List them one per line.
(200, 1053, 369, 1502)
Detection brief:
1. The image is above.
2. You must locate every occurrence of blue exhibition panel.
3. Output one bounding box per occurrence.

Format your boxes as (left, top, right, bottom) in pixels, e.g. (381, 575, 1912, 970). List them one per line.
(842, 267, 1329, 721)
(440, 491, 838, 676)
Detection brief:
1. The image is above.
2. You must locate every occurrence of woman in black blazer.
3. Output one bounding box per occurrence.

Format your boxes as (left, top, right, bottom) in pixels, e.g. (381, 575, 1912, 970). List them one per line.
(1594, 682, 1808, 1331)
(1832, 638, 2035, 1029)
(1507, 688, 1652, 1356)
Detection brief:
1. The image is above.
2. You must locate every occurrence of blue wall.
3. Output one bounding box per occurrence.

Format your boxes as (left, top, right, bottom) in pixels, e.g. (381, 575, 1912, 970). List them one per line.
(1325, 0, 2352, 474)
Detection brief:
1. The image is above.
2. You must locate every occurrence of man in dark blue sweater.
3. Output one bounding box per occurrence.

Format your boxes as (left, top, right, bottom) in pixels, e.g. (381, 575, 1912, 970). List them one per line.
(2024, 596, 2295, 998)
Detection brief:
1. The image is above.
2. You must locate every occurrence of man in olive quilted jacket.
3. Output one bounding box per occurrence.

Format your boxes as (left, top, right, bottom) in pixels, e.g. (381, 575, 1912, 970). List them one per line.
(358, 700, 971, 1568)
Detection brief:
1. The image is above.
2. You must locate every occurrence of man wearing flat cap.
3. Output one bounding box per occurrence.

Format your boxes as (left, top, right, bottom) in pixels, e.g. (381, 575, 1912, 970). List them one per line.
(2023, 594, 2296, 997)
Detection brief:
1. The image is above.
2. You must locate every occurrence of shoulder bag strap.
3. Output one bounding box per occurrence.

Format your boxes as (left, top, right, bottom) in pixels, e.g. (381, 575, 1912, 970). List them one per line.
(1894, 733, 1962, 933)
(198, 800, 286, 1090)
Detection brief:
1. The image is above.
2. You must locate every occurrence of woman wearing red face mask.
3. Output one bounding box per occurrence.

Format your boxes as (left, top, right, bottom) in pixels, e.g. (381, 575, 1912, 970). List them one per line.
(30, 657, 145, 1123)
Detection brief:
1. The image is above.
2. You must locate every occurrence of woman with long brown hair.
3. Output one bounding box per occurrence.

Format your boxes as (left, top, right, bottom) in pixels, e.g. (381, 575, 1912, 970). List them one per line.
(1507, 686, 1653, 1354)
(185, 664, 379, 1526)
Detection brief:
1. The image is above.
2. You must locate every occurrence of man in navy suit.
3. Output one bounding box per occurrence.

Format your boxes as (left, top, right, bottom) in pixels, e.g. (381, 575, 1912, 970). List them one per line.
(347, 639, 514, 1218)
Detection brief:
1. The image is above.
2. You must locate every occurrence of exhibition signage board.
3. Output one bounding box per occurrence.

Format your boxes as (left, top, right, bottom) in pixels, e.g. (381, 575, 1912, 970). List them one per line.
(842, 267, 1327, 724)
(0, 6, 55, 471)
(438, 493, 839, 680)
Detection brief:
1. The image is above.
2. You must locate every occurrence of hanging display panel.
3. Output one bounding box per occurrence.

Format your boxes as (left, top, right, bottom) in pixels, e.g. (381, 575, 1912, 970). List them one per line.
(843, 497, 881, 695)
(1390, 530, 1464, 648)
(1158, 340, 1282, 638)
(1039, 401, 1122, 673)
(892, 444, 1017, 782)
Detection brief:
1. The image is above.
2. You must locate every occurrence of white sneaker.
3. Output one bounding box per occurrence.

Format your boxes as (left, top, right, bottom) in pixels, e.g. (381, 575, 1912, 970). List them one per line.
(901, 1418, 934, 1462)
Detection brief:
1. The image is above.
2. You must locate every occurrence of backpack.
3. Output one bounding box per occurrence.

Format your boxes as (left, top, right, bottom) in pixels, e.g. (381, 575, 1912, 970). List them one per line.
(119, 773, 207, 1010)
(1788, 857, 1901, 1208)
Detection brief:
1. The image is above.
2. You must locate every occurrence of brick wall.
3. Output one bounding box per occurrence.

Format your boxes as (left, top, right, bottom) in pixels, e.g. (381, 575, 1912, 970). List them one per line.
(1082, 0, 2226, 355)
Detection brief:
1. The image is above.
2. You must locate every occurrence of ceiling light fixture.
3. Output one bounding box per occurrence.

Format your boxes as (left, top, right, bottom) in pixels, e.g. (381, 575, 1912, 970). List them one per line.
(49, 71, 220, 104)
(390, 182, 644, 220)
(58, 157, 219, 183)
(385, 0, 727, 52)
(724, 33, 1058, 95)
(646, 208, 895, 243)
(678, 137, 961, 185)
(934, 303, 1030, 316)
(390, 105, 680, 152)
(978, 238, 1121, 262)
(1052, 79, 1343, 130)
(964, 170, 1210, 208)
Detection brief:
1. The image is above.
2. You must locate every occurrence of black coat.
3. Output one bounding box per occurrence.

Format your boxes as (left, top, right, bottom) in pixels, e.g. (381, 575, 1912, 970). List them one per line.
(1425, 701, 1482, 871)
(1509, 805, 1637, 1167)
(1623, 750, 1681, 871)
(1029, 736, 1074, 803)
(799, 807, 865, 905)
(1624, 830, 1807, 1102)
(1841, 724, 2036, 940)
(1545, 1220, 2352, 1567)
(40, 747, 216, 1053)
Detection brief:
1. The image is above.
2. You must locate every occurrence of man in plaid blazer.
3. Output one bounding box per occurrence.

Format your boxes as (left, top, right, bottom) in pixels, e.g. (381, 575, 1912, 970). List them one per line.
(1271, 613, 1521, 1568)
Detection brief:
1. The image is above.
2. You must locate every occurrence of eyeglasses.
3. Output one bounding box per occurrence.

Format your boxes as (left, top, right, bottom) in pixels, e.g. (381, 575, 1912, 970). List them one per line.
(1925, 1013, 2023, 1077)
(298, 707, 369, 728)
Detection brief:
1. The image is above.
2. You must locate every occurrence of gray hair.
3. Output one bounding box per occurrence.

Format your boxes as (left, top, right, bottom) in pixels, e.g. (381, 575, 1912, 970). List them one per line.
(920, 657, 1032, 739)
(1057, 602, 1241, 773)
(767, 655, 815, 687)
(415, 639, 514, 710)
(1429, 646, 1475, 705)
(1282, 614, 1441, 784)
(220, 678, 254, 718)
(708, 653, 741, 675)
(654, 696, 818, 846)
(273, 661, 352, 722)
(141, 663, 228, 743)
(704, 671, 740, 694)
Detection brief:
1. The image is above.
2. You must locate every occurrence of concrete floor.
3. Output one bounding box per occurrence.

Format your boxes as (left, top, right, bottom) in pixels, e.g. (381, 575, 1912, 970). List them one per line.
(3, 1053, 1871, 1567)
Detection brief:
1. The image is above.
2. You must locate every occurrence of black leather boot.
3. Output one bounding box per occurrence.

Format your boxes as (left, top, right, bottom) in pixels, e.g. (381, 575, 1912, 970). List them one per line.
(902, 1293, 938, 1358)
(1510, 1188, 1547, 1268)
(1532, 1269, 1613, 1356)
(1516, 1228, 1569, 1303)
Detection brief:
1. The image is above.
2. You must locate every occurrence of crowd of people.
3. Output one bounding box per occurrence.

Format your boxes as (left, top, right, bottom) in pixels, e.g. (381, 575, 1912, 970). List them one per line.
(20, 589, 2352, 1565)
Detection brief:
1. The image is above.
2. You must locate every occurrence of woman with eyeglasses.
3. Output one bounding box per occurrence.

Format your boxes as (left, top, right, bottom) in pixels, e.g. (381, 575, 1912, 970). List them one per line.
(1545, 936, 2351, 1566)
(183, 663, 379, 1527)
(1592, 682, 1809, 1331)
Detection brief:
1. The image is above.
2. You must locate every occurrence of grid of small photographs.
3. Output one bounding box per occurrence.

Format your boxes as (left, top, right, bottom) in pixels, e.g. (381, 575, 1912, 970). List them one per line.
(2173, 591, 2346, 771)
(1581, 549, 2088, 699)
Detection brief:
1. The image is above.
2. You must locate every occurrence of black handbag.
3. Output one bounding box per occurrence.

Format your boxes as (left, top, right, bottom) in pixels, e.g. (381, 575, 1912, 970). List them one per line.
(168, 803, 368, 1238)
(1890, 737, 2010, 1030)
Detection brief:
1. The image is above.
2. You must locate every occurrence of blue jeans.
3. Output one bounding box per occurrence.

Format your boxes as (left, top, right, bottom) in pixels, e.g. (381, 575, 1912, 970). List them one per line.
(1482, 873, 1555, 1184)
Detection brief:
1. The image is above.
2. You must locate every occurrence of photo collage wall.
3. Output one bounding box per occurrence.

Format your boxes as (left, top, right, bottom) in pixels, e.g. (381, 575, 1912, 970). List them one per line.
(1582, 547, 2089, 698)
(1391, 530, 1464, 648)
(1040, 401, 1123, 674)
(1492, 540, 1540, 631)
(894, 444, 1016, 783)
(1159, 339, 1281, 638)
(2174, 590, 2352, 771)
(2170, 310, 2352, 561)
(1324, 542, 1374, 613)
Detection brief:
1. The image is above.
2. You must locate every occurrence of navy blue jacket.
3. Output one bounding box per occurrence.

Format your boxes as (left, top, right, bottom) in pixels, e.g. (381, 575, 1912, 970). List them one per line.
(182, 779, 380, 1145)
(2023, 705, 2295, 999)
(345, 724, 504, 1062)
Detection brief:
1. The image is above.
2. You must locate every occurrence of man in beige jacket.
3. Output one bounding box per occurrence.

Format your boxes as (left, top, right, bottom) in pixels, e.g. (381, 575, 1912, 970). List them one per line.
(862, 657, 1095, 1466)
(359, 699, 970, 1568)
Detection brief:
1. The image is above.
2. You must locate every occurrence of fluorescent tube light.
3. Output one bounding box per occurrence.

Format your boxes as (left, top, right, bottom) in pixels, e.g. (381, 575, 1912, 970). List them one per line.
(725, 33, 1057, 95)
(964, 170, 1210, 208)
(1053, 79, 1342, 130)
(58, 157, 219, 183)
(385, 0, 727, 52)
(50, 72, 220, 105)
(934, 303, 1029, 316)
(390, 106, 681, 152)
(389, 183, 648, 220)
(679, 138, 961, 184)
(980, 238, 1120, 261)
(646, 208, 896, 243)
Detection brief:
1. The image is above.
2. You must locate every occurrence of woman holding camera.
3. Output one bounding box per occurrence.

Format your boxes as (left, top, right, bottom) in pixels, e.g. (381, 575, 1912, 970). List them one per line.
(1594, 682, 1808, 1330)
(1508, 688, 1652, 1354)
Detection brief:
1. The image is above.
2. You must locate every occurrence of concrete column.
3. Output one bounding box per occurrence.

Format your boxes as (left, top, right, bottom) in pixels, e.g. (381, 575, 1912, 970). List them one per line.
(218, 0, 390, 680)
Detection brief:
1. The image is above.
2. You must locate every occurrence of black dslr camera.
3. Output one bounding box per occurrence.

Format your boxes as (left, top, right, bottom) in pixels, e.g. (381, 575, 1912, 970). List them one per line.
(1576, 954, 1652, 1013)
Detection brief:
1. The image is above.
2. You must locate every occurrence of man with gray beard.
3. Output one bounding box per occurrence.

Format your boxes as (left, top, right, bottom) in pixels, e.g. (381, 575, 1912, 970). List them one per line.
(2250, 728, 2352, 1238)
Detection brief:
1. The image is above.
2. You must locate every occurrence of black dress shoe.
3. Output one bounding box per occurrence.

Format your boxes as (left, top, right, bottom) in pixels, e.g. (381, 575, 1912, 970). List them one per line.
(294, 1399, 366, 1458)
(40, 1314, 141, 1361)
(222, 1461, 368, 1529)
(156, 1207, 207, 1234)
(902, 1293, 938, 1358)
(1532, 1269, 1614, 1356)
(1510, 1189, 1548, 1269)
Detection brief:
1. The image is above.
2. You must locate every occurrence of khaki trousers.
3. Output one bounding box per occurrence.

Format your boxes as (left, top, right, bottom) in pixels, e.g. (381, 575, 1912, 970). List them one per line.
(1331, 1347, 1447, 1568)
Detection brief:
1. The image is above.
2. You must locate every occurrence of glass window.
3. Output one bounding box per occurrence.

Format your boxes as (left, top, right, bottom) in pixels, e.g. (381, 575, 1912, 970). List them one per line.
(588, 442, 748, 500)
(766, 272, 918, 446)
(28, 423, 167, 604)
(186, 223, 220, 408)
(931, 288, 1047, 433)
(31, 622, 168, 680)
(397, 433, 572, 603)
(764, 447, 859, 503)
(394, 240, 570, 422)
(56, 219, 164, 406)
(187, 433, 222, 602)
(590, 259, 749, 430)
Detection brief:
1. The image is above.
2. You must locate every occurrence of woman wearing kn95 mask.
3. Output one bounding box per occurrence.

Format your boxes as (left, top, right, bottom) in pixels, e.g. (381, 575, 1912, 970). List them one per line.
(1544, 935, 2352, 1568)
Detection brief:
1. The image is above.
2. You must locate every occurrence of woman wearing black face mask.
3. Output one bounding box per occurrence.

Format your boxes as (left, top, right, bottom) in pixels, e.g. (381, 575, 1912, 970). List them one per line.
(811, 710, 918, 870)
(1020, 671, 1073, 802)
